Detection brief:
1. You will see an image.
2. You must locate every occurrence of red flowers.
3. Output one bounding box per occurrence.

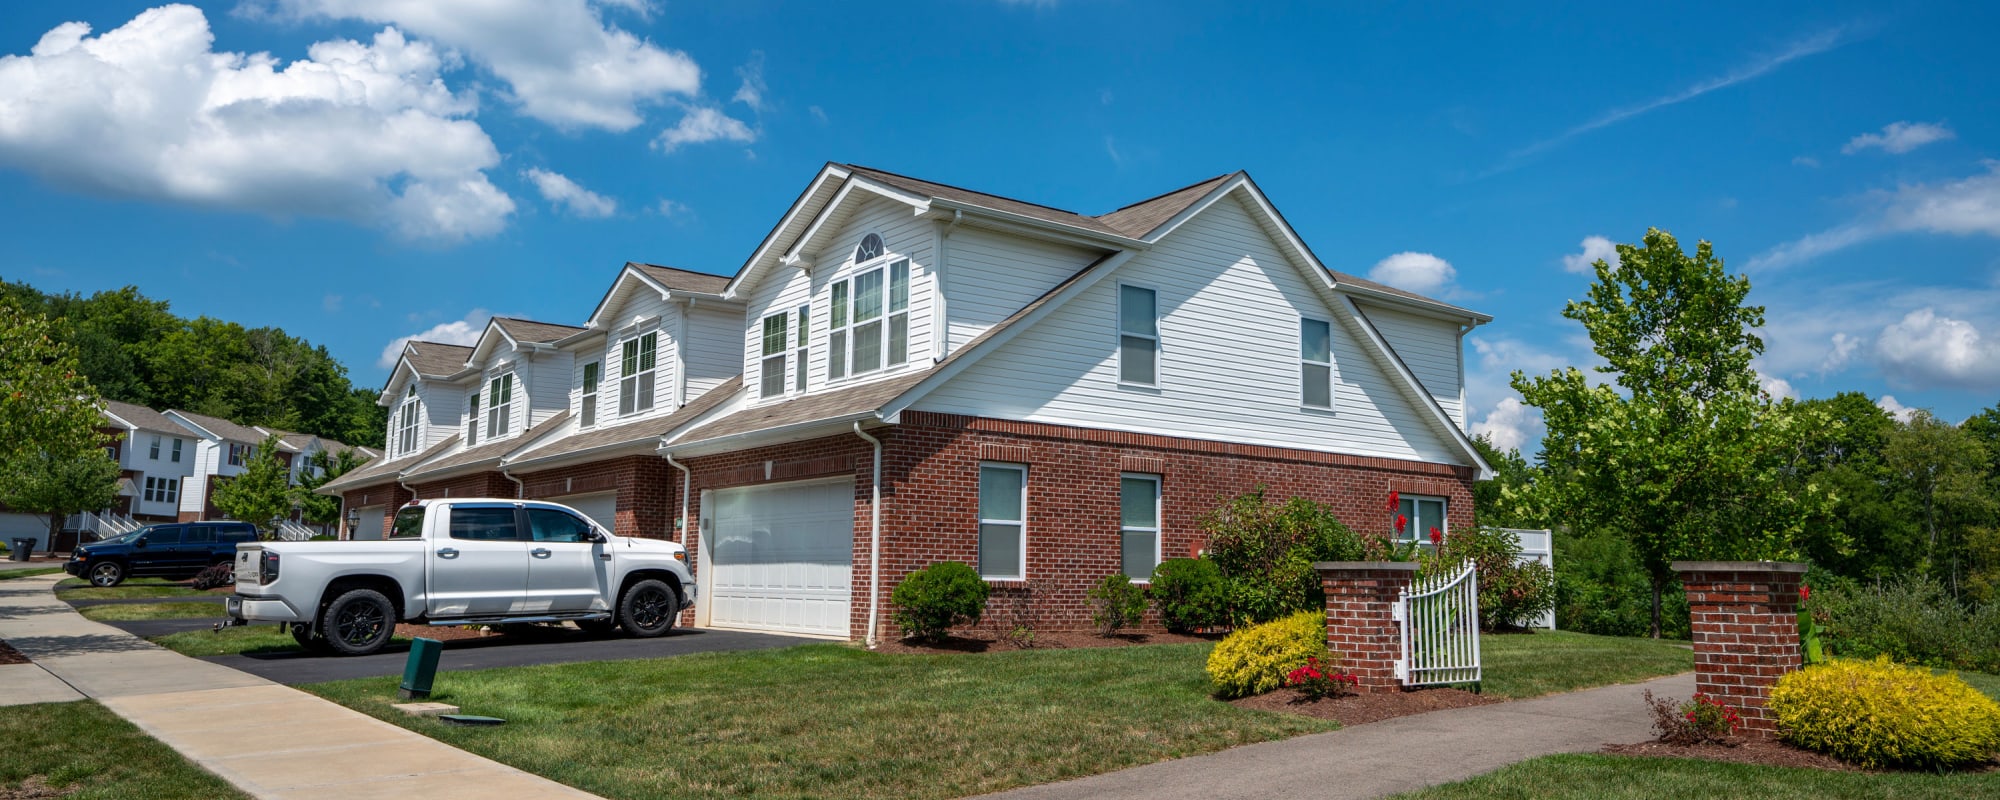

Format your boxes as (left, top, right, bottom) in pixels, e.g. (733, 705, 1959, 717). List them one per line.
(1385, 490, 1400, 511)
(1395, 514, 1408, 534)
(1429, 527, 1443, 545)
(1285, 657, 1360, 701)
(1799, 584, 1811, 602)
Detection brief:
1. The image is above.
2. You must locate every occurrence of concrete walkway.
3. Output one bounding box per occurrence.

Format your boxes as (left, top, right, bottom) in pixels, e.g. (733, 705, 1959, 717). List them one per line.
(0, 573, 600, 799)
(985, 671, 1696, 800)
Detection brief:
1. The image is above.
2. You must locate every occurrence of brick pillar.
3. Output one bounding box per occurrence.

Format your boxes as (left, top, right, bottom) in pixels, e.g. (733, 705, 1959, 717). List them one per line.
(1316, 561, 1418, 693)
(1671, 560, 1808, 737)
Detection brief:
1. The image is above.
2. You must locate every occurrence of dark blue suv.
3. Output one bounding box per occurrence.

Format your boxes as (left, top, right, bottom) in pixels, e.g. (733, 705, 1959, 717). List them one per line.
(65, 522, 260, 587)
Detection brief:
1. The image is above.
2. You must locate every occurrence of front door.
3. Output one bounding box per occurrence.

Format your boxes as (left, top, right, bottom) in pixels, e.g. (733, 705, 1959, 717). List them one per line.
(523, 507, 611, 613)
(426, 503, 529, 618)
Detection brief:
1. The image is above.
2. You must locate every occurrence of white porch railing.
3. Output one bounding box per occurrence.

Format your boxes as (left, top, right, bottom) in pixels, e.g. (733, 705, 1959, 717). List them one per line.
(1396, 561, 1482, 687)
(273, 521, 320, 541)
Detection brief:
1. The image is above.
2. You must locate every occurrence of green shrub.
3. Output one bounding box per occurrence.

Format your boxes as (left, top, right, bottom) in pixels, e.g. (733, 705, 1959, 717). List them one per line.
(1086, 574, 1147, 636)
(1553, 526, 1689, 639)
(891, 562, 989, 642)
(1426, 526, 1557, 631)
(1205, 610, 1328, 698)
(1149, 557, 1229, 633)
(1812, 577, 2000, 673)
(1201, 488, 1363, 625)
(1770, 657, 2000, 770)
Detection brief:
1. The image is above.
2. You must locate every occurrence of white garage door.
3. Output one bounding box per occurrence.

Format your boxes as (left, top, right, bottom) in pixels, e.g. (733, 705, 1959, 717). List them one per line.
(706, 478, 854, 637)
(555, 493, 618, 533)
(351, 506, 385, 541)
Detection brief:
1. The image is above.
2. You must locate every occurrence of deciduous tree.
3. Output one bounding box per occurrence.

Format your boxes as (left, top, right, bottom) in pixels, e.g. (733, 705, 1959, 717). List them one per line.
(210, 434, 294, 537)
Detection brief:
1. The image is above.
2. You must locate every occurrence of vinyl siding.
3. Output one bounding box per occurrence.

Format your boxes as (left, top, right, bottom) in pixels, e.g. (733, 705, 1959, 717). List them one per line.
(945, 226, 1098, 351)
(1359, 304, 1465, 429)
(684, 303, 743, 400)
(526, 350, 573, 429)
(599, 291, 681, 424)
(743, 194, 936, 400)
(913, 193, 1461, 465)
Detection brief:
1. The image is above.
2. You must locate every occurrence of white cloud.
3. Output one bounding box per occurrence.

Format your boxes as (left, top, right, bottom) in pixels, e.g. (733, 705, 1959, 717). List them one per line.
(1843, 121, 1954, 155)
(1876, 394, 1919, 423)
(377, 309, 489, 369)
(1874, 307, 2000, 389)
(1104, 135, 1124, 166)
(731, 51, 767, 111)
(1561, 235, 1621, 274)
(1820, 332, 1858, 374)
(807, 105, 828, 125)
(523, 168, 615, 218)
(654, 106, 755, 152)
(261, 0, 700, 131)
(1793, 155, 1821, 168)
(1757, 371, 1797, 400)
(653, 198, 688, 217)
(0, 6, 514, 242)
(1748, 162, 2000, 271)
(1368, 252, 1457, 296)
(1471, 396, 1538, 455)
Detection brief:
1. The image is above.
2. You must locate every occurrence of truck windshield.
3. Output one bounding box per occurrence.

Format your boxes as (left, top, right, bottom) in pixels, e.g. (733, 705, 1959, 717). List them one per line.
(389, 507, 425, 540)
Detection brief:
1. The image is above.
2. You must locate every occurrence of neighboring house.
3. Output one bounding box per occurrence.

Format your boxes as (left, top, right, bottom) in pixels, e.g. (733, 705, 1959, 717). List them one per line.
(320, 164, 1492, 642)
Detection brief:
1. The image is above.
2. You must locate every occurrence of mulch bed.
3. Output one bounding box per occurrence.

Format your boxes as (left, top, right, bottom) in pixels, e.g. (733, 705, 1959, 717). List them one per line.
(0, 639, 28, 666)
(873, 630, 1223, 655)
(393, 623, 498, 643)
(1230, 686, 1498, 726)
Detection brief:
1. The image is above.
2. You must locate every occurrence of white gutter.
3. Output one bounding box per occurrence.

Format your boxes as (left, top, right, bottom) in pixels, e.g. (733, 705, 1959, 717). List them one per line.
(663, 451, 692, 542)
(659, 410, 881, 459)
(501, 468, 525, 499)
(852, 421, 884, 649)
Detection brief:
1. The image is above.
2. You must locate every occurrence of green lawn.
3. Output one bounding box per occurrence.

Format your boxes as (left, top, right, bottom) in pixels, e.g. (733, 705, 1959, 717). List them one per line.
(78, 601, 227, 622)
(151, 625, 301, 657)
(1479, 630, 1692, 699)
(1394, 752, 1998, 799)
(1950, 668, 2000, 701)
(55, 578, 214, 601)
(308, 643, 1334, 800)
(0, 567, 65, 579)
(0, 700, 248, 799)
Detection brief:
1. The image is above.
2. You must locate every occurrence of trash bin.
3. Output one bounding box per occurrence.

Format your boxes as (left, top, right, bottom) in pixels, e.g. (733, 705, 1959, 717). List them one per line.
(7, 538, 32, 561)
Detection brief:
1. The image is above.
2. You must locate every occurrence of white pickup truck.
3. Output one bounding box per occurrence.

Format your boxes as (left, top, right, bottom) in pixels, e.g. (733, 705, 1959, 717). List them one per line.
(226, 498, 697, 656)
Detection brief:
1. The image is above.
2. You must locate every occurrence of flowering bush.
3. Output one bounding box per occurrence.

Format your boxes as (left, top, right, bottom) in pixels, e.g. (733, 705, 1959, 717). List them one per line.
(1643, 690, 1741, 745)
(1798, 583, 1827, 666)
(1205, 610, 1328, 698)
(1284, 656, 1359, 701)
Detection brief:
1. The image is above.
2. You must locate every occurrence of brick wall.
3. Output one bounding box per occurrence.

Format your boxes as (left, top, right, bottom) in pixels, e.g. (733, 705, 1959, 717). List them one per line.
(408, 472, 515, 501)
(340, 482, 414, 539)
(515, 455, 678, 541)
(1317, 562, 1418, 692)
(1673, 561, 1808, 737)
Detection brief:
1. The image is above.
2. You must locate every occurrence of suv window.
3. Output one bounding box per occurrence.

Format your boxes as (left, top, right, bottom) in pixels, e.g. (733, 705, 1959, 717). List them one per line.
(390, 506, 425, 540)
(449, 506, 520, 541)
(140, 527, 183, 546)
(528, 509, 596, 543)
(184, 527, 215, 544)
(216, 526, 258, 543)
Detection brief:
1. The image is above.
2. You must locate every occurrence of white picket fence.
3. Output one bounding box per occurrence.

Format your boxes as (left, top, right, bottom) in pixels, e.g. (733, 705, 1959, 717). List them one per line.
(1396, 561, 1482, 687)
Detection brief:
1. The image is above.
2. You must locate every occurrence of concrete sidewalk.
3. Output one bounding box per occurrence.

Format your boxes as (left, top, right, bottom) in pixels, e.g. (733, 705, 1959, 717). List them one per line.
(0, 573, 600, 799)
(984, 671, 1696, 800)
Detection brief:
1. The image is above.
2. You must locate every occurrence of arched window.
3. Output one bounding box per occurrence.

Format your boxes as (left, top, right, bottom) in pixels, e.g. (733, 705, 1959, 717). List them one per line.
(855, 233, 884, 262)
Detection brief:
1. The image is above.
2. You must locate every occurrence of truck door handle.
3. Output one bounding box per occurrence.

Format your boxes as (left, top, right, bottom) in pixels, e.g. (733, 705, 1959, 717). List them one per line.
(437, 548, 459, 559)
(530, 548, 552, 558)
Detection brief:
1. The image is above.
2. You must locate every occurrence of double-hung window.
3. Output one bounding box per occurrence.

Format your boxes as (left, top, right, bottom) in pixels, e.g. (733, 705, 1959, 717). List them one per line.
(794, 304, 810, 392)
(228, 443, 247, 467)
(466, 391, 480, 447)
(828, 256, 910, 380)
(1119, 285, 1158, 385)
(149, 435, 161, 460)
(1301, 317, 1334, 409)
(620, 332, 658, 415)
(760, 313, 789, 399)
(143, 477, 179, 505)
(171, 438, 183, 463)
(394, 385, 419, 456)
(486, 374, 514, 438)
(581, 362, 601, 427)
(1397, 495, 1447, 544)
(1120, 474, 1162, 581)
(978, 463, 1027, 580)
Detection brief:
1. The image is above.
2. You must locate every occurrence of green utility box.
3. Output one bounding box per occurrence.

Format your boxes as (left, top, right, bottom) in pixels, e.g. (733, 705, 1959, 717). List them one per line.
(399, 637, 443, 700)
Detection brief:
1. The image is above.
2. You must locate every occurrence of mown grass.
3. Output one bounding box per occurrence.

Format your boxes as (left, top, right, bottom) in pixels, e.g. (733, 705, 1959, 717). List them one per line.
(0, 567, 65, 579)
(151, 625, 301, 657)
(55, 577, 214, 601)
(1394, 752, 2000, 799)
(1478, 630, 1692, 699)
(78, 601, 227, 622)
(309, 642, 1335, 800)
(1950, 668, 2000, 701)
(0, 700, 248, 799)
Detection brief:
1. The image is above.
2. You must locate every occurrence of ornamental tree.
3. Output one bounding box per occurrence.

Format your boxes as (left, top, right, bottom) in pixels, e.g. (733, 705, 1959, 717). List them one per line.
(1511, 228, 1839, 637)
(0, 306, 119, 548)
(210, 434, 294, 537)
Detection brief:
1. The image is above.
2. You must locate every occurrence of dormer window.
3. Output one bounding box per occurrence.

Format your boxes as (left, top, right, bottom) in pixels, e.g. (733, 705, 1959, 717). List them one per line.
(487, 374, 514, 438)
(620, 332, 658, 415)
(828, 258, 910, 380)
(394, 387, 420, 456)
(581, 361, 601, 427)
(760, 312, 790, 399)
(467, 391, 480, 447)
(855, 233, 884, 262)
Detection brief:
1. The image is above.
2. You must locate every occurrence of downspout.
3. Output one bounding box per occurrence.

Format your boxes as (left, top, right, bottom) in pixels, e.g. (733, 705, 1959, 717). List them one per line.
(663, 451, 691, 542)
(852, 421, 884, 648)
(501, 467, 525, 499)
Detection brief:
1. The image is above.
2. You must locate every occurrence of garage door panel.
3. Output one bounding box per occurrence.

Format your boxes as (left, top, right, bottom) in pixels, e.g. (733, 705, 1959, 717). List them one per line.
(352, 507, 385, 541)
(554, 493, 617, 533)
(708, 479, 853, 636)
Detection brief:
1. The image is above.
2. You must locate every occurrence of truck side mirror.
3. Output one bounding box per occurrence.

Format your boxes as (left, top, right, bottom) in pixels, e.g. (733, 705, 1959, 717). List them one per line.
(583, 530, 605, 543)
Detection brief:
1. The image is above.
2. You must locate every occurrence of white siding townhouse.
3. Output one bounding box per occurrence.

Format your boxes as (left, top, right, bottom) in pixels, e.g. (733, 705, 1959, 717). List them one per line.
(321, 164, 1492, 642)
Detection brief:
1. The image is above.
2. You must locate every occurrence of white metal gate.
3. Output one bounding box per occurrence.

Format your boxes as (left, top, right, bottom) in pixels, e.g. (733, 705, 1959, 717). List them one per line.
(1396, 562, 1482, 687)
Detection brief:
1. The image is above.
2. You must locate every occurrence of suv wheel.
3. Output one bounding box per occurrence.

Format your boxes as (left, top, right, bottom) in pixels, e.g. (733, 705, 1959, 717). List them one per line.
(617, 579, 680, 638)
(319, 588, 396, 656)
(88, 561, 125, 588)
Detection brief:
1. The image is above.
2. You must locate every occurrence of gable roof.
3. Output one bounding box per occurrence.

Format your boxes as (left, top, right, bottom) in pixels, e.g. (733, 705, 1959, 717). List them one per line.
(1093, 174, 1235, 238)
(843, 165, 1133, 239)
(509, 376, 743, 467)
(102, 400, 199, 438)
(168, 410, 270, 446)
(632, 263, 731, 294)
(318, 433, 462, 495)
(405, 341, 475, 377)
(493, 317, 585, 344)
(402, 410, 573, 480)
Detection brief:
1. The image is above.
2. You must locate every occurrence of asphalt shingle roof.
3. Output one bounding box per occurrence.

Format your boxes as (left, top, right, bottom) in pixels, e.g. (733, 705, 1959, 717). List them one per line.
(493, 318, 585, 344)
(169, 410, 270, 446)
(102, 400, 200, 438)
(1094, 174, 1234, 238)
(510, 377, 743, 466)
(632, 263, 732, 294)
(318, 434, 462, 494)
(404, 410, 572, 479)
(843, 165, 1131, 238)
(404, 342, 474, 377)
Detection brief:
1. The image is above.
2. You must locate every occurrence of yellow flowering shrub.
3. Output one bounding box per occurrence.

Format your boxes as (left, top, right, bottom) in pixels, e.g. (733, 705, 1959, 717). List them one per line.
(1205, 610, 1328, 698)
(1769, 657, 2000, 770)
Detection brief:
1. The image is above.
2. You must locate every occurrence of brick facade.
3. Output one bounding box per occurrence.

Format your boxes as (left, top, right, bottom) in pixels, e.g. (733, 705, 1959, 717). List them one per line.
(409, 472, 516, 502)
(674, 411, 1476, 642)
(516, 455, 679, 541)
(1317, 562, 1418, 693)
(339, 483, 414, 539)
(1672, 561, 1808, 737)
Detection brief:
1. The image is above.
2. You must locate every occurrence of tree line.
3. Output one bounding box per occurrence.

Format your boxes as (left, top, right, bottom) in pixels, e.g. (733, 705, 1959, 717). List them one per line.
(0, 279, 386, 448)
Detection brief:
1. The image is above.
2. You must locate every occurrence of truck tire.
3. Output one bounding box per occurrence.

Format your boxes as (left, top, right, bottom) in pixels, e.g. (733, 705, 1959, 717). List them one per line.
(320, 588, 396, 656)
(88, 560, 126, 587)
(617, 579, 679, 638)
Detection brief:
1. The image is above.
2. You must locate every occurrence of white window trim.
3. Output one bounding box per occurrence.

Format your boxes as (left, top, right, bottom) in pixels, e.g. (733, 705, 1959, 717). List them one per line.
(794, 303, 810, 394)
(580, 361, 602, 428)
(826, 253, 912, 384)
(1301, 315, 1336, 411)
(171, 438, 183, 463)
(1117, 282, 1160, 388)
(978, 462, 1029, 581)
(619, 330, 660, 417)
(1397, 494, 1449, 544)
(149, 435, 161, 460)
(486, 373, 516, 440)
(758, 311, 790, 399)
(1120, 473, 1162, 583)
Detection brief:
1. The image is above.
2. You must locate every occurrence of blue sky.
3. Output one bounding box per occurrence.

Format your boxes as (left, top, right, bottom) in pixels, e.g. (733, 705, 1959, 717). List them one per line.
(3, 1, 1997, 454)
